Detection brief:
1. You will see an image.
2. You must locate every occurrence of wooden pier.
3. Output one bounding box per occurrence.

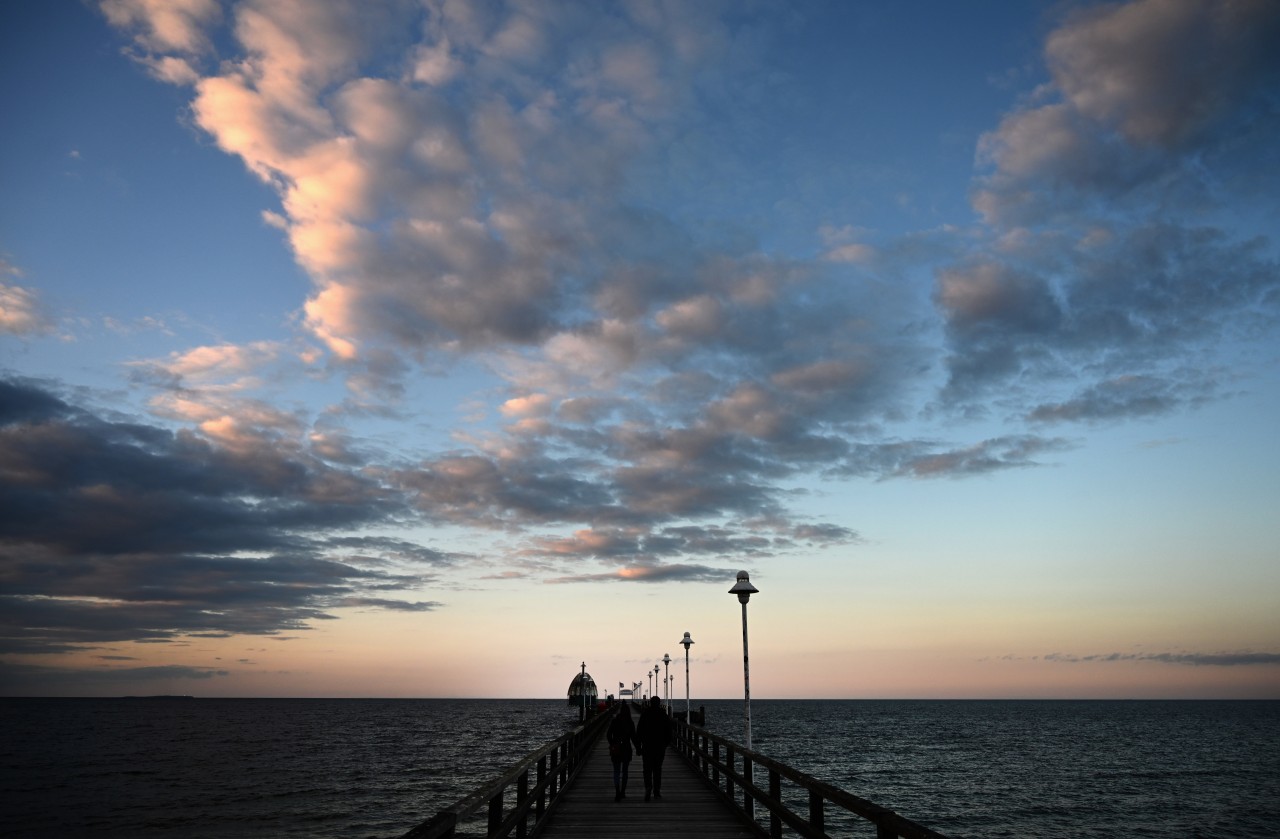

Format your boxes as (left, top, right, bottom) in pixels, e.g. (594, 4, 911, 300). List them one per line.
(400, 706, 950, 839)
(534, 728, 756, 838)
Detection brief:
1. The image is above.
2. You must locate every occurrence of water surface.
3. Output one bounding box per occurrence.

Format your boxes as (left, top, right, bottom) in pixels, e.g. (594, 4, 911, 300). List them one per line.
(2, 698, 1276, 838)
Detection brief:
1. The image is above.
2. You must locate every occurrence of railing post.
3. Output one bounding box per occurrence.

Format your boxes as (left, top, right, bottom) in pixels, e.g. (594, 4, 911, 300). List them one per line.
(549, 747, 559, 800)
(516, 771, 528, 839)
(725, 745, 734, 799)
(487, 791, 502, 838)
(744, 755, 754, 822)
(559, 741, 570, 796)
(536, 756, 546, 821)
(713, 740, 721, 787)
(809, 789, 825, 835)
(769, 768, 781, 838)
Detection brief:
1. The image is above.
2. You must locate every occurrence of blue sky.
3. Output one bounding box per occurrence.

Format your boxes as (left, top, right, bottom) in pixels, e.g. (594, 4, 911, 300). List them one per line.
(2, 0, 1278, 699)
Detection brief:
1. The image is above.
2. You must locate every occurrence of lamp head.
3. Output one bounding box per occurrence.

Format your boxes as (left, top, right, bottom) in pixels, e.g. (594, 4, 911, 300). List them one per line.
(729, 570, 758, 604)
(680, 631, 694, 649)
(663, 653, 671, 665)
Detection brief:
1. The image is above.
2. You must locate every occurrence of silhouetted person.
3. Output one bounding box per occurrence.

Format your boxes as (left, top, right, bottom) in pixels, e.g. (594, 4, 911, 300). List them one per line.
(606, 702, 636, 801)
(635, 695, 670, 801)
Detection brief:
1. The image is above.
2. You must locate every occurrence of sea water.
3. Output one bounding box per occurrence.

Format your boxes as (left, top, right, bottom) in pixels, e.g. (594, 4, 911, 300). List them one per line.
(1, 698, 1276, 838)
(698, 699, 1280, 838)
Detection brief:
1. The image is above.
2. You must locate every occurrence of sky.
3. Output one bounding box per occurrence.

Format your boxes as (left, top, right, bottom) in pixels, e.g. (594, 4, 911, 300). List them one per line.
(1, 0, 1278, 701)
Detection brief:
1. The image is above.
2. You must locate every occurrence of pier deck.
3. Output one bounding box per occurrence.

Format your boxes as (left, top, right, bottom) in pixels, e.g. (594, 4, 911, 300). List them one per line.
(537, 733, 756, 839)
(401, 709, 948, 839)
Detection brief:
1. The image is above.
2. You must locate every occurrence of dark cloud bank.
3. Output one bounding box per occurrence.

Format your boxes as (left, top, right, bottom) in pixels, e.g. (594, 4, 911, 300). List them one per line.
(0, 377, 448, 659)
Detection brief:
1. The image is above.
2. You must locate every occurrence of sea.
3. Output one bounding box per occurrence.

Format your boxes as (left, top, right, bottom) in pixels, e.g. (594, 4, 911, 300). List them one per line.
(1, 698, 1277, 838)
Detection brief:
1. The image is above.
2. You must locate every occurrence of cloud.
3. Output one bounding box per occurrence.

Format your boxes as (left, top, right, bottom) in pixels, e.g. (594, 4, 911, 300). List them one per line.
(546, 563, 733, 585)
(141, 341, 287, 384)
(0, 661, 229, 693)
(3, 355, 887, 649)
(974, 1, 1280, 227)
(100, 0, 222, 54)
(0, 376, 458, 655)
(939, 0, 1280, 414)
(64, 0, 1280, 626)
(329, 597, 443, 611)
(1043, 651, 1280, 667)
(1, 372, 861, 658)
(98, 0, 1270, 458)
(934, 224, 1278, 411)
(1044, 0, 1280, 148)
(1028, 373, 1215, 424)
(0, 282, 54, 337)
(96, 0, 746, 371)
(523, 524, 787, 564)
(827, 436, 1075, 480)
(935, 261, 1061, 335)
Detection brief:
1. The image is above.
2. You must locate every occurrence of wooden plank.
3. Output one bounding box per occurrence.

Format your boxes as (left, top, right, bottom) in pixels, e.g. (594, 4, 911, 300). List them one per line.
(535, 733, 759, 839)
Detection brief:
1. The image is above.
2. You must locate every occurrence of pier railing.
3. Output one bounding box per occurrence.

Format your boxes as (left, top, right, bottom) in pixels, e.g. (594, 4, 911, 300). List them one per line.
(400, 711, 610, 839)
(672, 718, 951, 839)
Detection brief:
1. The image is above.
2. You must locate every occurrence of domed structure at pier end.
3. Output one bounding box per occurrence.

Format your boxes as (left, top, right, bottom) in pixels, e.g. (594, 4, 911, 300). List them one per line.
(566, 662, 597, 719)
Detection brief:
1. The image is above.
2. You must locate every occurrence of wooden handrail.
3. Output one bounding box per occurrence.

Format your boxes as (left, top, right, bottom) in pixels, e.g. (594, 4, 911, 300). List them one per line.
(400, 711, 611, 839)
(671, 717, 951, 839)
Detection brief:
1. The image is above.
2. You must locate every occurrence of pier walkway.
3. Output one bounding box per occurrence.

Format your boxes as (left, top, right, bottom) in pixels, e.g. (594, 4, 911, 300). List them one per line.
(535, 729, 756, 839)
(401, 706, 950, 839)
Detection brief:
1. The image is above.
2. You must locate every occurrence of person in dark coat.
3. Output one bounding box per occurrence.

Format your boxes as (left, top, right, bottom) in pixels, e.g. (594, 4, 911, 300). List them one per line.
(606, 703, 636, 801)
(634, 695, 671, 801)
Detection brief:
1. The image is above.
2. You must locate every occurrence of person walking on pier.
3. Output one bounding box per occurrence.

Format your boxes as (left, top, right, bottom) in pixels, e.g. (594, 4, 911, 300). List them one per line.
(606, 702, 636, 801)
(635, 695, 671, 801)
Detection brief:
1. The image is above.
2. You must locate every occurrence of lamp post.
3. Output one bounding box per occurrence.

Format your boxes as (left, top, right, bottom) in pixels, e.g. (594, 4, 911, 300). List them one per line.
(662, 653, 671, 712)
(647, 670, 652, 700)
(680, 631, 694, 721)
(653, 664, 660, 705)
(729, 570, 758, 750)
